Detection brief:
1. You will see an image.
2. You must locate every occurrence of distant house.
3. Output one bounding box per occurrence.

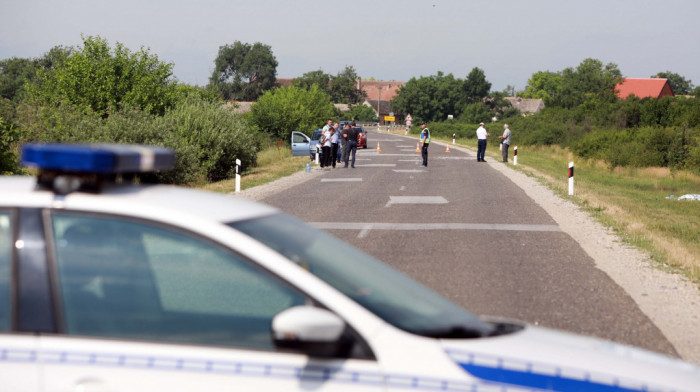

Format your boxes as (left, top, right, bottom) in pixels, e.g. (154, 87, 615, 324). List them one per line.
(358, 80, 404, 124)
(615, 78, 674, 99)
(504, 97, 545, 115)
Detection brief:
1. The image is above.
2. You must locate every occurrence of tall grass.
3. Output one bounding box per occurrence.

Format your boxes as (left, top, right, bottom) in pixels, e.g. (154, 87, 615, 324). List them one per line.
(202, 142, 308, 193)
(499, 143, 700, 284)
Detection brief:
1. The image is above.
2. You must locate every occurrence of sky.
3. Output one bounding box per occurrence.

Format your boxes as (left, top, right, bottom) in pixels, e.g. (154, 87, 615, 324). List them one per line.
(2, 0, 699, 92)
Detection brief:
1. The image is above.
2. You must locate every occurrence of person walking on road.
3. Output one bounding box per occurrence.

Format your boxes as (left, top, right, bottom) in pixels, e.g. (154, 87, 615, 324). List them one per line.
(420, 122, 430, 167)
(476, 122, 489, 162)
(342, 124, 359, 168)
(498, 124, 511, 163)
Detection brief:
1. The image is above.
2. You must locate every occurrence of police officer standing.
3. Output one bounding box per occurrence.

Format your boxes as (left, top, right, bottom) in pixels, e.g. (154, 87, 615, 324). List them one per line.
(342, 124, 359, 168)
(420, 122, 430, 167)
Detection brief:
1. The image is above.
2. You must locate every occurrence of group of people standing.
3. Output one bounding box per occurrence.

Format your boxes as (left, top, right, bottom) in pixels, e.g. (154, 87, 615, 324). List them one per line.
(476, 122, 511, 163)
(419, 121, 512, 166)
(319, 120, 361, 169)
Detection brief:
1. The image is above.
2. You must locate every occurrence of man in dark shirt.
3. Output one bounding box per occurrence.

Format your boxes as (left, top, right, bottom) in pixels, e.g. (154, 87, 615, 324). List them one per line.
(342, 124, 359, 168)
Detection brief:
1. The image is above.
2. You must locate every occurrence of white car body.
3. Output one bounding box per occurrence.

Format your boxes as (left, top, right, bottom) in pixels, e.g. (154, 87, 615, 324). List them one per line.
(1, 145, 698, 392)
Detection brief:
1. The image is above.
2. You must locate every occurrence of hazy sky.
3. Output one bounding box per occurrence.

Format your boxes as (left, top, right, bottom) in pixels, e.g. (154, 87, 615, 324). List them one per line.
(2, 0, 699, 91)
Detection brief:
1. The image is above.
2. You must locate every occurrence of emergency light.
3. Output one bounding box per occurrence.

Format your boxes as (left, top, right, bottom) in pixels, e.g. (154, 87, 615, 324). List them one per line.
(21, 143, 175, 194)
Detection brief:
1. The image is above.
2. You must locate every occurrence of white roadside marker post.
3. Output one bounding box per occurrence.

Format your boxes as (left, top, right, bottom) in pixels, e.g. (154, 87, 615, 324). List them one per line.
(513, 146, 518, 166)
(235, 159, 241, 193)
(568, 161, 574, 196)
(315, 145, 320, 165)
(452, 133, 456, 145)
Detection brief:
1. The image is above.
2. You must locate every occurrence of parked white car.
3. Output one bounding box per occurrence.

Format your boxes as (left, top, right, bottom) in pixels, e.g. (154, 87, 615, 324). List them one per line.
(0, 143, 698, 391)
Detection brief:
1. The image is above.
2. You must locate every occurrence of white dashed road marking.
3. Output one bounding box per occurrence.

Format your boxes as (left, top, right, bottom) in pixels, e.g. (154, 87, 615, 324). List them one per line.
(385, 196, 448, 207)
(321, 178, 363, 182)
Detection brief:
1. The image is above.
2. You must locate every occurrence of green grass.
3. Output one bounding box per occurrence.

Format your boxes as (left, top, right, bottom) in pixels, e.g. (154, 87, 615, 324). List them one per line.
(202, 143, 309, 194)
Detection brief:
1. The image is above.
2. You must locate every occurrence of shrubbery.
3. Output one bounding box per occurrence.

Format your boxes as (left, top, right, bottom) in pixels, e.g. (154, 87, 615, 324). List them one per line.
(16, 97, 259, 184)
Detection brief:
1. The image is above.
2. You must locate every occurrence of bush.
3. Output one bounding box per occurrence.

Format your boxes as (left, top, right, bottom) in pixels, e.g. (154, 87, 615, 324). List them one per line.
(0, 116, 20, 174)
(15, 96, 259, 184)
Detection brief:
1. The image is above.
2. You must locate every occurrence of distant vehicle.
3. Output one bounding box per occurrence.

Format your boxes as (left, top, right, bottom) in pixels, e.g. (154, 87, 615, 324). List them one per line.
(355, 126, 367, 148)
(291, 129, 323, 160)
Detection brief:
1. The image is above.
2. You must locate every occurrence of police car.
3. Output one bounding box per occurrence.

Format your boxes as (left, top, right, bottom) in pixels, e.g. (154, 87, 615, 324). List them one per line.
(0, 143, 698, 391)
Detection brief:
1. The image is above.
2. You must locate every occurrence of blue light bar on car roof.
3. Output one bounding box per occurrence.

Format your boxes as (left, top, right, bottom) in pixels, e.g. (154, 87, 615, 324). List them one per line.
(22, 143, 175, 173)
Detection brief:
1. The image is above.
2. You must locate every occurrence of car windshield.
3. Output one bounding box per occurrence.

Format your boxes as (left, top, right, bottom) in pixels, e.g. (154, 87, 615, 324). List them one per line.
(311, 130, 323, 141)
(229, 213, 496, 338)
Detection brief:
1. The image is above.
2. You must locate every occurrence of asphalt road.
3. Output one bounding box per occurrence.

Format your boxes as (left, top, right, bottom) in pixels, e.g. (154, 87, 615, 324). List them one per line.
(260, 129, 678, 358)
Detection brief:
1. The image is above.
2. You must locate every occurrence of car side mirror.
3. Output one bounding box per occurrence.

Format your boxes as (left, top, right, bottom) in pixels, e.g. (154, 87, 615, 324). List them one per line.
(272, 306, 349, 358)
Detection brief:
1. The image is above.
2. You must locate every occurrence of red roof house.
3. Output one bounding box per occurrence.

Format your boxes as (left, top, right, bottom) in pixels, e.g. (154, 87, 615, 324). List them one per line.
(615, 78, 674, 99)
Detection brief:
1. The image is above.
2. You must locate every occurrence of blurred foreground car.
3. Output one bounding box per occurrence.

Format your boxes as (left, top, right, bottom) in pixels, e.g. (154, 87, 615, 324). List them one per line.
(0, 143, 698, 392)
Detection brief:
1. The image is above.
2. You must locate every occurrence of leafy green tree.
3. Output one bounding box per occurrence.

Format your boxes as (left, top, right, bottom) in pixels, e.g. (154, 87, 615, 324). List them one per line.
(330, 66, 364, 104)
(0, 115, 20, 173)
(463, 67, 491, 104)
(347, 104, 377, 122)
(209, 41, 278, 101)
(521, 71, 563, 104)
(293, 66, 364, 104)
(554, 58, 621, 108)
(26, 36, 178, 117)
(458, 102, 490, 124)
(0, 46, 73, 102)
(248, 85, 335, 141)
(292, 70, 331, 93)
(652, 71, 694, 95)
(0, 57, 37, 101)
(391, 71, 463, 122)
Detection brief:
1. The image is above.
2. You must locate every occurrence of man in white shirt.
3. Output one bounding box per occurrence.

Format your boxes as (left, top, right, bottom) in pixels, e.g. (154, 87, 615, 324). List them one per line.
(476, 122, 489, 162)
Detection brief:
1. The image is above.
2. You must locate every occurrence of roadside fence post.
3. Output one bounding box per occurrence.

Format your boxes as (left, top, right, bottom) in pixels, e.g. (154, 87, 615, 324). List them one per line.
(235, 159, 241, 193)
(568, 161, 574, 196)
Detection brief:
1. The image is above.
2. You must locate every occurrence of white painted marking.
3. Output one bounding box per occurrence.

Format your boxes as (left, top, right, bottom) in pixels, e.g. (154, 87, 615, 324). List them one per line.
(399, 186, 406, 191)
(357, 224, 373, 239)
(311, 222, 561, 232)
(397, 159, 421, 162)
(357, 164, 396, 167)
(321, 178, 363, 182)
(385, 196, 448, 207)
(393, 170, 426, 173)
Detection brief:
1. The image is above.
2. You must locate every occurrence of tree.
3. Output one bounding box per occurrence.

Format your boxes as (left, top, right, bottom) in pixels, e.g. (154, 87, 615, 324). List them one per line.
(292, 70, 331, 94)
(652, 71, 694, 95)
(329, 66, 364, 104)
(521, 71, 563, 104)
(347, 104, 377, 122)
(26, 35, 178, 116)
(463, 67, 491, 104)
(554, 58, 621, 108)
(391, 71, 463, 122)
(248, 85, 335, 141)
(209, 41, 278, 101)
(293, 66, 364, 104)
(0, 46, 73, 102)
